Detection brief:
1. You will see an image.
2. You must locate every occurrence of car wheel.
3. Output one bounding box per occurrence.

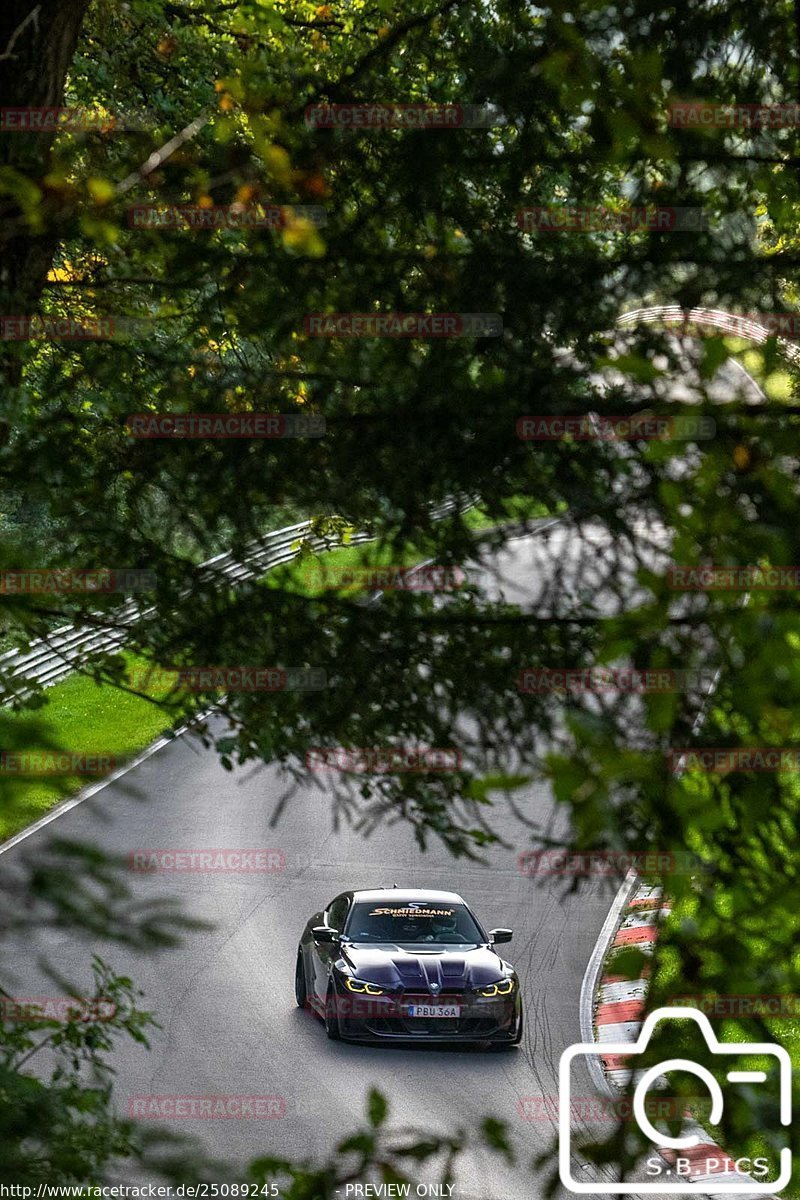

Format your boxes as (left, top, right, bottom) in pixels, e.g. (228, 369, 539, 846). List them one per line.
(294, 950, 307, 1008)
(324, 983, 341, 1040)
(512, 1006, 524, 1045)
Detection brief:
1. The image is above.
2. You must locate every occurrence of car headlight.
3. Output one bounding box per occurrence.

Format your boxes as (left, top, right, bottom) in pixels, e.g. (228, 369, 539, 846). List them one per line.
(343, 977, 385, 995)
(477, 978, 515, 997)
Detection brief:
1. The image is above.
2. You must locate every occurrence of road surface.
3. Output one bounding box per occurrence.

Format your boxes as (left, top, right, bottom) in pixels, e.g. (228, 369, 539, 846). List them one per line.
(0, 522, 689, 1198)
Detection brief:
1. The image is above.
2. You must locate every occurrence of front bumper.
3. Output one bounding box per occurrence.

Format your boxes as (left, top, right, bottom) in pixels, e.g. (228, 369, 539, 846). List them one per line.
(331, 988, 521, 1042)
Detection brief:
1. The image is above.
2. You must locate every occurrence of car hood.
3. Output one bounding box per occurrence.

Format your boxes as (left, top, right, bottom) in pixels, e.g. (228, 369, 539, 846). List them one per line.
(339, 943, 511, 991)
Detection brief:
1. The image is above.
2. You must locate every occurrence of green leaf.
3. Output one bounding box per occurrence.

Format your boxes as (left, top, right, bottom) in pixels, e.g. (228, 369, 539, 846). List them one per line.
(367, 1088, 388, 1128)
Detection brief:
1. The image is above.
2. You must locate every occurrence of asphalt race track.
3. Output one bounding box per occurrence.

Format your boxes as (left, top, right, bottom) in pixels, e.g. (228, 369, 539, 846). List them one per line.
(0, 518, 705, 1200)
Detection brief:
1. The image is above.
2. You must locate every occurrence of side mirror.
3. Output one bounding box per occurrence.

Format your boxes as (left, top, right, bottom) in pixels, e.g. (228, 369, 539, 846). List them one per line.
(312, 925, 339, 944)
(489, 928, 513, 944)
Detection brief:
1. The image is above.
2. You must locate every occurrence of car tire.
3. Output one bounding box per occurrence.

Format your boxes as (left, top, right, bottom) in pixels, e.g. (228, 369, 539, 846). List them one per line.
(294, 950, 307, 1009)
(324, 983, 341, 1040)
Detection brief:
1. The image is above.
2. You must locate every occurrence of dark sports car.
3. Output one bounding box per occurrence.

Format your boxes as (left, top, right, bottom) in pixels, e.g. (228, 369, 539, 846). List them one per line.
(294, 887, 523, 1045)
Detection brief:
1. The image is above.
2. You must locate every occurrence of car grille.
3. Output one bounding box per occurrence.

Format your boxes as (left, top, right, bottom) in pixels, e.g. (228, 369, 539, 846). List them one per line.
(364, 1015, 499, 1036)
(360, 991, 506, 1038)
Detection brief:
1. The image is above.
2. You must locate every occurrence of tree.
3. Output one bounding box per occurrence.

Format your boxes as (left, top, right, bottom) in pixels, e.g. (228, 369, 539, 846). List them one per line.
(1, 0, 800, 1186)
(0, 1, 92, 378)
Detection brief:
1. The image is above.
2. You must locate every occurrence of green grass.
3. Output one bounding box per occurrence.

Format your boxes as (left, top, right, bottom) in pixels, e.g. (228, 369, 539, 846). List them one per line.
(0, 653, 181, 842)
(724, 337, 795, 402)
(0, 499, 549, 843)
(0, 537, 440, 845)
(464, 495, 558, 530)
(266, 497, 552, 597)
(266, 536, 440, 596)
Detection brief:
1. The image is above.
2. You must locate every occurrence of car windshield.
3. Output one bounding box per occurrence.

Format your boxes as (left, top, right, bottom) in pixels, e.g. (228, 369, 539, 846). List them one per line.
(345, 901, 483, 945)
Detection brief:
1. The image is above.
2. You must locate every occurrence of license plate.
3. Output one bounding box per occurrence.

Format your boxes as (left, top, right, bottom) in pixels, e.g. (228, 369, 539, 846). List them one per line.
(405, 1004, 460, 1018)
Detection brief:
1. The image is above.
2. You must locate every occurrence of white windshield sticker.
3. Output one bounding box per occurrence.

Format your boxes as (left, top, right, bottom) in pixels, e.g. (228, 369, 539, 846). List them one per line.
(368, 907, 455, 918)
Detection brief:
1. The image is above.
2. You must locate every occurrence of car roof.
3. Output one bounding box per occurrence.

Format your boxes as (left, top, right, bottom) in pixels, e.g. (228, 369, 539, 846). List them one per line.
(351, 888, 465, 905)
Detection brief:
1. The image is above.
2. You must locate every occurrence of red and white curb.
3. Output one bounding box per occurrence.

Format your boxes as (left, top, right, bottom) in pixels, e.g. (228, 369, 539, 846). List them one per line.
(580, 873, 778, 1196)
(595, 881, 668, 1087)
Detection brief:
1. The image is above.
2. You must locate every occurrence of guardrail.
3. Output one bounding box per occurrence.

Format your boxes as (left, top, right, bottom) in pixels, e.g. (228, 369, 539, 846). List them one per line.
(618, 305, 800, 365)
(0, 498, 469, 702)
(7, 304, 784, 703)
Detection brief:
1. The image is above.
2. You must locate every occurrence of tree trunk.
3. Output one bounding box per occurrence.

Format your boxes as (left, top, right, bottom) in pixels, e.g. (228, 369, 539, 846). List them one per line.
(0, 0, 90, 388)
